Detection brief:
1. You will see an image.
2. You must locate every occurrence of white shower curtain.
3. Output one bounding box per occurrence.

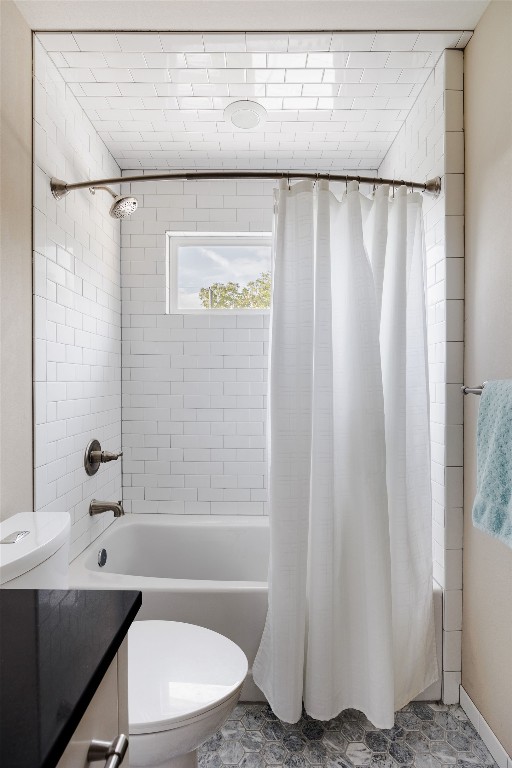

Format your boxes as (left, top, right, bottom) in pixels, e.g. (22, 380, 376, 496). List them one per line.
(253, 180, 437, 729)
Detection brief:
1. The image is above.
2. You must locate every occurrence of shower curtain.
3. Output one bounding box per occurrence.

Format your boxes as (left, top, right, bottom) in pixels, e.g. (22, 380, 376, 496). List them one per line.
(253, 179, 437, 729)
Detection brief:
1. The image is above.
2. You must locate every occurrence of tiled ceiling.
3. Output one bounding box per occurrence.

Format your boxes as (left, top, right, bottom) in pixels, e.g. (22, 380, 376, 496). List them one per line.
(37, 31, 470, 171)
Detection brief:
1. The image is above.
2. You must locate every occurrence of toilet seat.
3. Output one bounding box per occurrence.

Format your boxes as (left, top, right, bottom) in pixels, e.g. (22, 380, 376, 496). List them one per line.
(128, 621, 248, 736)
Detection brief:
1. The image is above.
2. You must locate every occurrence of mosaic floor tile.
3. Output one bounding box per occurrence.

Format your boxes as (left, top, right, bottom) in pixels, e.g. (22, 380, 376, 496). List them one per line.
(198, 702, 498, 768)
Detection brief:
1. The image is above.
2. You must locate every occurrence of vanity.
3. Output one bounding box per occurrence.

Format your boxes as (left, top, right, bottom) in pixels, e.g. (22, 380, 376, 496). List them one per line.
(0, 588, 141, 768)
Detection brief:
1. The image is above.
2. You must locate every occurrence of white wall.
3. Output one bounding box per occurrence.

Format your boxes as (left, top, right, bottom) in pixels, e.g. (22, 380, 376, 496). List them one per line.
(121, 178, 274, 514)
(33, 38, 123, 560)
(379, 49, 465, 703)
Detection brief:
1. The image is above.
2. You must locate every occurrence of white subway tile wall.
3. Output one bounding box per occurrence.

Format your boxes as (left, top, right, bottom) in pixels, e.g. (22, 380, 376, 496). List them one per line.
(121, 177, 275, 514)
(33, 38, 122, 560)
(33, 38, 464, 693)
(36, 31, 468, 172)
(379, 49, 464, 702)
(120, 173, 374, 513)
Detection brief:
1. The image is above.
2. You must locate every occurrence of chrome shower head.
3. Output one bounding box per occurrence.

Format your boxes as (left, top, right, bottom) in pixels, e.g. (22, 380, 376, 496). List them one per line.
(89, 185, 138, 219)
(109, 194, 138, 219)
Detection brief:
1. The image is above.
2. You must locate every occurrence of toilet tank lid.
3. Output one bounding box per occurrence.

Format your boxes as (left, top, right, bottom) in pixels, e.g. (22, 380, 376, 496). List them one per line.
(0, 512, 70, 585)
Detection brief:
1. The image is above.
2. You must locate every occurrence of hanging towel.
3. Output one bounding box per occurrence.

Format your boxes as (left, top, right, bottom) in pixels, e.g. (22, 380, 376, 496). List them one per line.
(472, 379, 512, 548)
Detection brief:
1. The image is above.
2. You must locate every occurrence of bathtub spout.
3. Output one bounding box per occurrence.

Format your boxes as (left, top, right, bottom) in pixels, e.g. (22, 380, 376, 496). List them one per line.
(89, 499, 124, 517)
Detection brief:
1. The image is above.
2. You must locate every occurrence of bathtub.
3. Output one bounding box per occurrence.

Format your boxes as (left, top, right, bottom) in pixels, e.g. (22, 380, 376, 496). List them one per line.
(69, 513, 443, 704)
(68, 514, 269, 700)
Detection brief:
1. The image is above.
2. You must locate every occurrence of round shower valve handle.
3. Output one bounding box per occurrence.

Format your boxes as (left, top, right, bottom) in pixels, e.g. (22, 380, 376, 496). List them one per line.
(84, 439, 123, 476)
(91, 449, 123, 463)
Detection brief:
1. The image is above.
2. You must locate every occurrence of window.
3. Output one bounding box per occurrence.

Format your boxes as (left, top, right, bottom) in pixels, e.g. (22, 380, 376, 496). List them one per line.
(166, 231, 272, 314)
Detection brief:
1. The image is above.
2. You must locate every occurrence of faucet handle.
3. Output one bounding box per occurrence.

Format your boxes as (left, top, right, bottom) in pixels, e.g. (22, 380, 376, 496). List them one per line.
(100, 450, 123, 463)
(85, 439, 123, 475)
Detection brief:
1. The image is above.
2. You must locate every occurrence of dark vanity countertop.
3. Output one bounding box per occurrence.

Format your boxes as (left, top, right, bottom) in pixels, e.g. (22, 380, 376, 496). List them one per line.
(0, 589, 142, 768)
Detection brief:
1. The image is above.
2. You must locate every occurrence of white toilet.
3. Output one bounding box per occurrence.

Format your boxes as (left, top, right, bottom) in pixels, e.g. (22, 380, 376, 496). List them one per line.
(0, 512, 70, 588)
(0, 513, 248, 768)
(128, 620, 248, 768)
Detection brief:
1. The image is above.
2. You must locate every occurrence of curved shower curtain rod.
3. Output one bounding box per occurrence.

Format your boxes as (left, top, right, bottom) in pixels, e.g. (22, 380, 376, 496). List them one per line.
(51, 171, 441, 200)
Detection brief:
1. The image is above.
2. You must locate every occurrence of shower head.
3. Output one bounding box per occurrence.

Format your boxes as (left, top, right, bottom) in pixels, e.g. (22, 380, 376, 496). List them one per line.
(109, 194, 138, 219)
(89, 185, 138, 219)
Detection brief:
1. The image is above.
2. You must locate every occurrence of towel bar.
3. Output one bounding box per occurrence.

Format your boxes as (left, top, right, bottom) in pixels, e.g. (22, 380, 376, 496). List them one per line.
(461, 383, 486, 396)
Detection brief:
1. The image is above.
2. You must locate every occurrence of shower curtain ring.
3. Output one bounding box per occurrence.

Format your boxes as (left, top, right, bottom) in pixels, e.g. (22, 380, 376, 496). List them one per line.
(345, 175, 348, 193)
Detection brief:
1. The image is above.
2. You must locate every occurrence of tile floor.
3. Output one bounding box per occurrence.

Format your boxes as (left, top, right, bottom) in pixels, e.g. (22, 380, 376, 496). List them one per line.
(198, 702, 497, 768)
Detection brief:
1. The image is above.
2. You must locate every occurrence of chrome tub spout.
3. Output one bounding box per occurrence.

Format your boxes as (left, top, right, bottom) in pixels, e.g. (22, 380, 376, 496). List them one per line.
(89, 500, 124, 517)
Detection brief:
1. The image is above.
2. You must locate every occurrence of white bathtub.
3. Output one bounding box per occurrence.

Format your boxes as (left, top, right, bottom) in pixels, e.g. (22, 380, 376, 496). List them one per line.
(69, 514, 269, 700)
(69, 513, 443, 704)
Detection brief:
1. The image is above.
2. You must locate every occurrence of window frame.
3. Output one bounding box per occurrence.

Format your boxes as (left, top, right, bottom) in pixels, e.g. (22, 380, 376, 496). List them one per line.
(166, 230, 273, 315)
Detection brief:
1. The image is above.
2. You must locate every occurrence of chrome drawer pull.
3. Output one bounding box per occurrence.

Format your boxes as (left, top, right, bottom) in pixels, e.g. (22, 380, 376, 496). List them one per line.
(87, 734, 128, 767)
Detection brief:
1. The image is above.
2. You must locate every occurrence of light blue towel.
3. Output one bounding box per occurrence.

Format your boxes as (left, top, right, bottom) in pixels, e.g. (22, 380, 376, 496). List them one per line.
(472, 379, 512, 548)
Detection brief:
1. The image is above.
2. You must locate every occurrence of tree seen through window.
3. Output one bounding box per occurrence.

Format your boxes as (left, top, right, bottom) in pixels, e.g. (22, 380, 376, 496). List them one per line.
(199, 271, 271, 309)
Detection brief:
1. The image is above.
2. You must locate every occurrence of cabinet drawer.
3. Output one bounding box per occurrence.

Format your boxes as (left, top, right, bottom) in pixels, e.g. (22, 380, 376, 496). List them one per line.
(57, 639, 128, 768)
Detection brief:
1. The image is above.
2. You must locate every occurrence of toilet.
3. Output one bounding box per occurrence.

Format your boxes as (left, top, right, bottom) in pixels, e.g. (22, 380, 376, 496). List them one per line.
(0, 512, 70, 588)
(128, 620, 248, 768)
(0, 513, 248, 768)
